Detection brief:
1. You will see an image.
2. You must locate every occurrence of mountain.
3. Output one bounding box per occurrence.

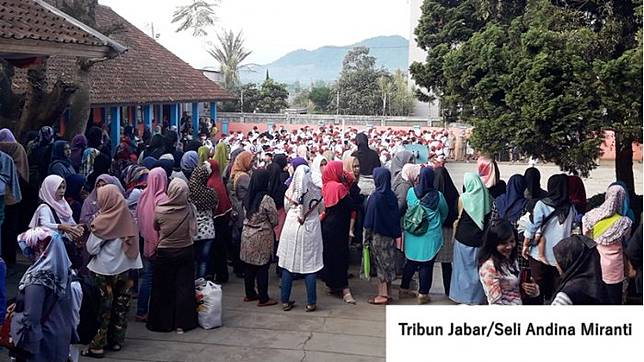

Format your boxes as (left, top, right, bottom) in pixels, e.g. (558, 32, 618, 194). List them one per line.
(239, 35, 409, 85)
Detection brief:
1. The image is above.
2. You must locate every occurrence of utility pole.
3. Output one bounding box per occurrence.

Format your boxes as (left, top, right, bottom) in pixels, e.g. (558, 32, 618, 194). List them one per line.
(240, 88, 245, 122)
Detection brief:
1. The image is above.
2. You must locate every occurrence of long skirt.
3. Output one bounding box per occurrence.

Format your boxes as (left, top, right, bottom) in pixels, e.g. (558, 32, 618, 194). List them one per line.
(371, 233, 397, 283)
(435, 227, 454, 263)
(147, 246, 198, 332)
(449, 240, 486, 305)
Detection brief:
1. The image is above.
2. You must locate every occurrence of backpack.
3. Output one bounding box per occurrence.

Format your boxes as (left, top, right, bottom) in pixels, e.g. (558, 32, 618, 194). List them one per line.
(75, 274, 101, 345)
(403, 202, 429, 236)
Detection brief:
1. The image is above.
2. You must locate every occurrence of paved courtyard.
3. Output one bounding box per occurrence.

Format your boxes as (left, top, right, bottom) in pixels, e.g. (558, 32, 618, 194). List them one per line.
(3, 162, 640, 362)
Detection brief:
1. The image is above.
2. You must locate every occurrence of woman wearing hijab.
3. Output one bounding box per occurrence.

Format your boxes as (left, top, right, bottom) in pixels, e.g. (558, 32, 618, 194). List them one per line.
(30, 175, 84, 266)
(432, 166, 460, 296)
(582, 185, 633, 304)
(121, 165, 148, 219)
(208, 160, 233, 283)
(197, 145, 211, 165)
(11, 228, 78, 362)
(83, 185, 142, 357)
(212, 142, 229, 175)
(0, 138, 32, 266)
(568, 175, 587, 217)
(477, 156, 505, 198)
(48, 140, 76, 180)
(342, 156, 364, 243)
(278, 165, 324, 312)
(449, 172, 492, 305)
(70, 134, 87, 172)
(65, 174, 86, 223)
(310, 155, 327, 190)
(284, 157, 308, 187)
(364, 168, 402, 305)
(390, 150, 415, 183)
(189, 164, 219, 279)
(522, 174, 576, 304)
(142, 134, 166, 161)
(240, 169, 279, 306)
(227, 151, 254, 277)
(551, 235, 610, 305)
(524, 167, 547, 212)
(147, 178, 198, 333)
(180, 151, 199, 181)
(224, 148, 244, 184)
(0, 128, 16, 142)
(351, 133, 380, 196)
(399, 167, 448, 304)
(29, 126, 56, 184)
(495, 174, 527, 225)
(79, 174, 125, 225)
(321, 161, 356, 304)
(267, 154, 289, 242)
(135, 168, 168, 321)
(85, 153, 111, 193)
(80, 127, 103, 177)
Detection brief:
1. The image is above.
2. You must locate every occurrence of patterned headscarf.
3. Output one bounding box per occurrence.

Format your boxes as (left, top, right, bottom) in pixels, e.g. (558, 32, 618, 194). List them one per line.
(582, 185, 633, 245)
(17, 229, 71, 297)
(189, 164, 219, 211)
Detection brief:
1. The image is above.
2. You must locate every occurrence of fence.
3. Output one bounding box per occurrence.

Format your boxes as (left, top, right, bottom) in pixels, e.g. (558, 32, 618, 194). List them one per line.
(216, 112, 444, 128)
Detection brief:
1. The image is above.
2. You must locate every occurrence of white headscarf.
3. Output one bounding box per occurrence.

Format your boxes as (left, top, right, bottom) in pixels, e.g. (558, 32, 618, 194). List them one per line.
(33, 175, 74, 225)
(311, 155, 327, 189)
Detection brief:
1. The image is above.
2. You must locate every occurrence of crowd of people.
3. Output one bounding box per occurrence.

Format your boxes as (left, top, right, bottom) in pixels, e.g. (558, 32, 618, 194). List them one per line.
(0, 122, 641, 361)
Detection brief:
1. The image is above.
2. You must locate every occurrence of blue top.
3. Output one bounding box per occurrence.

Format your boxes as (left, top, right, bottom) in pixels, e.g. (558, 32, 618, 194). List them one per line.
(403, 187, 448, 262)
(525, 200, 576, 266)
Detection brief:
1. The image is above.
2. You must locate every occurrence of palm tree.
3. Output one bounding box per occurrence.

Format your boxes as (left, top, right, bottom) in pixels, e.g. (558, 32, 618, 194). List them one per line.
(207, 30, 252, 90)
(172, 0, 219, 37)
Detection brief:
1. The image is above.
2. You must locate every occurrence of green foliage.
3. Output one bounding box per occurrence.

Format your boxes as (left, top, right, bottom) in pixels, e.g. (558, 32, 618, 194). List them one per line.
(218, 83, 260, 112)
(257, 78, 289, 113)
(410, 0, 642, 178)
(331, 47, 389, 115)
(207, 29, 252, 90)
(308, 82, 333, 112)
(172, 0, 219, 37)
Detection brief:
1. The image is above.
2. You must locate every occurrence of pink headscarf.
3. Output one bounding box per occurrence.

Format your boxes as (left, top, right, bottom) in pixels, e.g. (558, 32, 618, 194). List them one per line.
(477, 156, 497, 188)
(37, 175, 74, 223)
(136, 168, 168, 257)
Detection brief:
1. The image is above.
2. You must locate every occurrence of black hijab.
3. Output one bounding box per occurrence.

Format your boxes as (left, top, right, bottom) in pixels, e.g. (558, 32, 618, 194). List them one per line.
(86, 153, 111, 192)
(267, 154, 289, 209)
(147, 134, 166, 159)
(433, 167, 459, 227)
(414, 167, 439, 209)
(553, 235, 609, 305)
(352, 133, 380, 176)
(87, 126, 103, 149)
(542, 174, 571, 222)
(244, 169, 271, 218)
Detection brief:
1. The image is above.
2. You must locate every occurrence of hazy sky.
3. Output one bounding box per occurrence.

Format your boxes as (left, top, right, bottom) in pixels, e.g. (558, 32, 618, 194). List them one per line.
(98, 0, 411, 69)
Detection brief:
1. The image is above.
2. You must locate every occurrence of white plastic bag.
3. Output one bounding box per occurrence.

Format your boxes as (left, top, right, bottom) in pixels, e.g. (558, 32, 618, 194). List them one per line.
(195, 278, 222, 329)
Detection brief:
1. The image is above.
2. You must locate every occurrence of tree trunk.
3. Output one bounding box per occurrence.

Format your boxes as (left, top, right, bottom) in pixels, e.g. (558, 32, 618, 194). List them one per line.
(65, 59, 92, 139)
(0, 60, 26, 131)
(614, 131, 636, 196)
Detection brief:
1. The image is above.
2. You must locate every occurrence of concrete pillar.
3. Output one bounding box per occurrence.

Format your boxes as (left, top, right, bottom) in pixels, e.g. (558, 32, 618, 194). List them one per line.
(170, 103, 179, 130)
(143, 104, 153, 130)
(192, 103, 199, 137)
(210, 102, 217, 122)
(110, 106, 121, 154)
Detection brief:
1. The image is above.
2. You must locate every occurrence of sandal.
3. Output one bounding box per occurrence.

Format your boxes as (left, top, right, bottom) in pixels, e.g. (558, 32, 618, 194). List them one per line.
(282, 301, 295, 311)
(81, 349, 105, 359)
(368, 296, 389, 305)
(107, 343, 122, 351)
(305, 304, 317, 312)
(343, 292, 356, 305)
(243, 296, 259, 302)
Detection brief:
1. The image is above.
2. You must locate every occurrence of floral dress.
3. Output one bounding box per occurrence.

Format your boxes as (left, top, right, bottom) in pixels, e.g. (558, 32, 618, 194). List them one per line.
(240, 195, 278, 266)
(479, 258, 522, 305)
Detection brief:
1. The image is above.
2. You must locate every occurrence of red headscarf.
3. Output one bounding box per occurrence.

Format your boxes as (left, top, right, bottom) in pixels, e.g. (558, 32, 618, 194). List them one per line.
(322, 161, 351, 208)
(567, 175, 587, 213)
(207, 160, 233, 217)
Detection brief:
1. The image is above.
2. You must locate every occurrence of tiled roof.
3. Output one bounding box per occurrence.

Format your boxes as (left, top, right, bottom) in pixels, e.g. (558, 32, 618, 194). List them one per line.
(0, 0, 125, 57)
(12, 4, 233, 105)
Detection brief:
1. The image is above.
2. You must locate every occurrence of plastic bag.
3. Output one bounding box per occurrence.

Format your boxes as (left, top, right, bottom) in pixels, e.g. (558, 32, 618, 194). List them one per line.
(195, 278, 222, 329)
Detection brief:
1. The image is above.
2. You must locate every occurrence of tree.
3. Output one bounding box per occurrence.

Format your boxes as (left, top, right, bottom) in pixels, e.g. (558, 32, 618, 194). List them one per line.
(388, 70, 415, 116)
(331, 47, 388, 115)
(171, 0, 219, 37)
(207, 29, 252, 90)
(257, 78, 289, 113)
(0, 0, 124, 139)
(219, 83, 260, 112)
(308, 82, 333, 112)
(410, 0, 642, 193)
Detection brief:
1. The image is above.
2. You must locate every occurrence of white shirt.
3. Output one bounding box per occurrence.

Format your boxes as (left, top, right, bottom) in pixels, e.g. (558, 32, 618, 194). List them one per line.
(86, 233, 142, 275)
